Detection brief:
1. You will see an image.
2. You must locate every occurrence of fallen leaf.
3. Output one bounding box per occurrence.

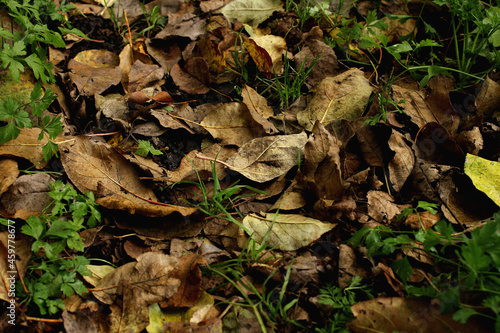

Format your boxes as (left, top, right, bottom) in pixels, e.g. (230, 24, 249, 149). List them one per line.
(367, 190, 406, 223)
(200, 102, 266, 146)
(0, 232, 31, 303)
(0, 159, 18, 197)
(160, 254, 207, 308)
(0, 173, 54, 219)
(241, 85, 278, 134)
(298, 68, 374, 131)
(59, 136, 197, 217)
(167, 144, 237, 183)
(476, 74, 500, 119)
(225, 132, 308, 182)
(68, 49, 122, 96)
(464, 153, 500, 207)
(387, 130, 414, 192)
(155, 14, 206, 41)
(302, 121, 345, 200)
(170, 63, 210, 95)
(348, 297, 489, 333)
(220, 0, 283, 27)
(249, 30, 287, 74)
(128, 60, 165, 93)
(242, 213, 336, 251)
(0, 128, 57, 169)
(243, 38, 273, 75)
(294, 36, 338, 87)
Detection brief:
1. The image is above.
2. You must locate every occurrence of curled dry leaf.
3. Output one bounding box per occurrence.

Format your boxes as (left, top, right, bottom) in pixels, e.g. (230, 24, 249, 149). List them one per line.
(476, 75, 500, 119)
(387, 130, 414, 192)
(0, 173, 54, 219)
(242, 213, 337, 251)
(0, 232, 31, 303)
(0, 159, 19, 197)
(200, 102, 266, 146)
(128, 60, 165, 93)
(68, 49, 122, 96)
(298, 68, 374, 131)
(367, 190, 406, 223)
(348, 297, 489, 333)
(225, 132, 308, 183)
(170, 63, 210, 95)
(302, 121, 345, 200)
(59, 136, 197, 217)
(249, 31, 287, 74)
(241, 85, 278, 134)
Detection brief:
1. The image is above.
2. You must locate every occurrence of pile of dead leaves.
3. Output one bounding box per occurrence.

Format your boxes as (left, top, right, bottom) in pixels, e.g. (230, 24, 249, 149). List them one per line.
(1, 0, 500, 332)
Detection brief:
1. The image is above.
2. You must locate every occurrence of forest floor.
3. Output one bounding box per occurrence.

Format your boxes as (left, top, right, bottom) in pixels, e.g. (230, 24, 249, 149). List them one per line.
(1, 0, 500, 332)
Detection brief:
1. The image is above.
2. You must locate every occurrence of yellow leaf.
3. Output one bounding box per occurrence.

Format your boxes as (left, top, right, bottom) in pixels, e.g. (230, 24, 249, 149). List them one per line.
(464, 153, 500, 206)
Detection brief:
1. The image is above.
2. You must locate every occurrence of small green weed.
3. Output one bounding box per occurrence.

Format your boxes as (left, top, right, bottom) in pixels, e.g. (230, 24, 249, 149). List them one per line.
(348, 201, 500, 328)
(364, 74, 406, 126)
(0, 82, 61, 160)
(0, 0, 86, 83)
(1, 180, 101, 316)
(258, 54, 318, 109)
(136, 139, 163, 157)
(316, 276, 374, 333)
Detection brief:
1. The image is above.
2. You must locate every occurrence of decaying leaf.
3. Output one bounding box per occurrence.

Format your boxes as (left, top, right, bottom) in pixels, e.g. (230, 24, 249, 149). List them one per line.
(387, 130, 414, 192)
(59, 136, 197, 217)
(348, 297, 489, 333)
(0, 232, 31, 303)
(200, 102, 266, 146)
(68, 49, 122, 96)
(220, 0, 283, 27)
(0, 159, 18, 197)
(302, 121, 345, 200)
(225, 132, 308, 182)
(476, 75, 500, 119)
(170, 63, 210, 95)
(248, 29, 288, 74)
(298, 68, 374, 131)
(464, 153, 500, 207)
(367, 190, 406, 223)
(0, 173, 54, 219)
(0, 128, 59, 169)
(241, 85, 278, 134)
(242, 213, 336, 251)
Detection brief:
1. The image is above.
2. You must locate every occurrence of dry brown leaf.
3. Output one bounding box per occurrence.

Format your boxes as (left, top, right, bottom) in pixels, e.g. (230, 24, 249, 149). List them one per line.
(338, 244, 371, 288)
(59, 136, 197, 217)
(170, 63, 210, 95)
(184, 57, 211, 87)
(0, 173, 54, 219)
(128, 60, 165, 92)
(68, 49, 122, 96)
(367, 190, 406, 223)
(387, 130, 414, 192)
(476, 75, 500, 119)
(242, 213, 336, 251)
(145, 40, 182, 74)
(0, 128, 59, 169)
(160, 254, 207, 308)
(302, 121, 345, 200)
(155, 13, 206, 41)
(0, 232, 31, 303)
(297, 68, 373, 131)
(244, 38, 273, 75)
(270, 177, 308, 211)
(0, 159, 18, 197)
(201, 102, 266, 146)
(241, 85, 278, 134)
(348, 297, 489, 333)
(91, 252, 205, 332)
(294, 38, 338, 87)
(167, 144, 237, 183)
(225, 132, 308, 183)
(392, 84, 438, 129)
